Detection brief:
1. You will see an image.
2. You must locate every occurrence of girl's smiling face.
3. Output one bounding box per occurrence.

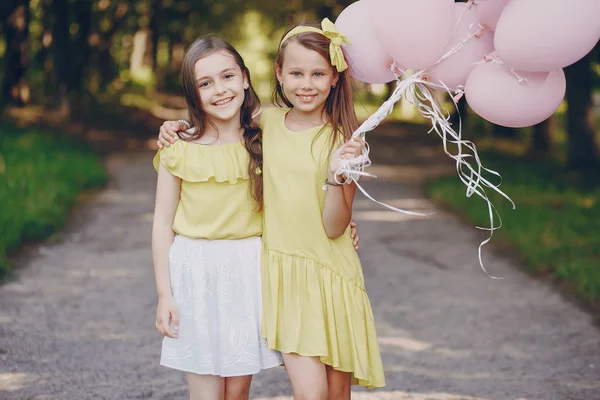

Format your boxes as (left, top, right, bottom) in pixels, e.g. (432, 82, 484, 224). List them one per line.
(276, 41, 338, 118)
(195, 50, 249, 123)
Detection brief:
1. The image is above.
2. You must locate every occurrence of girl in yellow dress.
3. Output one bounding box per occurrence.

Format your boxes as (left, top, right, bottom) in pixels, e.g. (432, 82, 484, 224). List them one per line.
(157, 19, 384, 399)
(258, 19, 385, 398)
(151, 35, 282, 400)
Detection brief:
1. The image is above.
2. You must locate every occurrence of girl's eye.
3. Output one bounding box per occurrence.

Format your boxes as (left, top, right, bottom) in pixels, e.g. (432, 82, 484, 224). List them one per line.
(291, 71, 301, 77)
(314, 72, 324, 77)
(199, 81, 210, 88)
(224, 74, 234, 79)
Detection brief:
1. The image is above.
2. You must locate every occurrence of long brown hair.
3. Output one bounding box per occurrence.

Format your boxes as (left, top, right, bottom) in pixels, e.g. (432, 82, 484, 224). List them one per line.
(181, 35, 263, 210)
(272, 22, 359, 151)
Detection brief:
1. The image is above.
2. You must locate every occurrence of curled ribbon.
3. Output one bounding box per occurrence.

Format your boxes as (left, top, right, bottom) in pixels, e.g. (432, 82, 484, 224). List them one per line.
(280, 18, 351, 72)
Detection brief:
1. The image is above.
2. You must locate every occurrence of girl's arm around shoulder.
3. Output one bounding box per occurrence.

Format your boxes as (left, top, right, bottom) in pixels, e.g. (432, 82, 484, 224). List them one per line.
(157, 120, 187, 148)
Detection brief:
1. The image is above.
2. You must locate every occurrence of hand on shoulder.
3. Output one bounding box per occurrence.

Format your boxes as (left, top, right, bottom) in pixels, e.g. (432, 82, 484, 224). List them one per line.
(157, 120, 189, 149)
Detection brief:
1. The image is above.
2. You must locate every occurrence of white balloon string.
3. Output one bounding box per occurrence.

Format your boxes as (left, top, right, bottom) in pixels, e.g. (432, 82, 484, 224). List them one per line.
(406, 80, 512, 278)
(448, 5, 470, 40)
(412, 80, 514, 209)
(477, 53, 528, 84)
(432, 23, 486, 68)
(355, 180, 436, 217)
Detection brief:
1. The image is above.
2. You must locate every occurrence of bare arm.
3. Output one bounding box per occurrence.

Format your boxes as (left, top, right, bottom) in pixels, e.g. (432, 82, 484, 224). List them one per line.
(158, 110, 262, 148)
(152, 163, 181, 337)
(322, 139, 364, 239)
(322, 177, 357, 239)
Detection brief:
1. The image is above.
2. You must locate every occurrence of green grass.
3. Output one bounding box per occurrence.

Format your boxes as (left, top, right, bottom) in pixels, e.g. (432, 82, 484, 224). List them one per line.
(427, 151, 600, 302)
(0, 124, 107, 278)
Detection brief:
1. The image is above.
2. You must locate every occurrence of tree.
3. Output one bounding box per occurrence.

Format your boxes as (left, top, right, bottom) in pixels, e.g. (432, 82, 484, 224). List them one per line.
(450, 95, 468, 129)
(51, 0, 70, 115)
(493, 124, 518, 139)
(1, 0, 30, 107)
(530, 118, 552, 156)
(89, 0, 131, 90)
(564, 50, 599, 169)
(150, 0, 162, 70)
(70, 0, 93, 95)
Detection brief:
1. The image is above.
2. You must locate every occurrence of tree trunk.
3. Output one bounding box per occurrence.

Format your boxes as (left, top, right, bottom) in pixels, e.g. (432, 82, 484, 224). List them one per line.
(565, 53, 599, 169)
(1, 0, 30, 107)
(35, 0, 53, 104)
(51, 0, 70, 116)
(493, 124, 518, 139)
(150, 0, 162, 70)
(98, 48, 118, 89)
(130, 29, 149, 75)
(92, 2, 130, 89)
(70, 0, 92, 95)
(384, 81, 395, 98)
(450, 95, 468, 128)
(530, 118, 552, 156)
(316, 5, 334, 20)
(169, 42, 186, 76)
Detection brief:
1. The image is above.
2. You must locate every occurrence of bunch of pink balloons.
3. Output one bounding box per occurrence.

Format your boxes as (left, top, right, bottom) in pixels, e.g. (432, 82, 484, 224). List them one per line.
(335, 0, 600, 128)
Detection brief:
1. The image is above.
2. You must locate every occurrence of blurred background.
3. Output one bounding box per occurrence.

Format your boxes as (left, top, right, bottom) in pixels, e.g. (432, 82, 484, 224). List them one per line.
(0, 0, 599, 307)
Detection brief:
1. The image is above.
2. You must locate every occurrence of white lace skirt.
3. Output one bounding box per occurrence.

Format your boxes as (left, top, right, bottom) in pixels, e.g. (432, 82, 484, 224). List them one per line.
(160, 235, 282, 377)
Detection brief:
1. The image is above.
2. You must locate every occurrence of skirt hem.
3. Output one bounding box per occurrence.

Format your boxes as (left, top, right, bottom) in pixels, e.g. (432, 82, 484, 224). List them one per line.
(160, 359, 283, 377)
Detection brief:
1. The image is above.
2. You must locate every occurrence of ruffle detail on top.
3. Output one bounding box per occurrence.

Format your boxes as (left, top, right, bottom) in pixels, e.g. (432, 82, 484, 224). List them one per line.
(261, 249, 386, 388)
(153, 140, 253, 183)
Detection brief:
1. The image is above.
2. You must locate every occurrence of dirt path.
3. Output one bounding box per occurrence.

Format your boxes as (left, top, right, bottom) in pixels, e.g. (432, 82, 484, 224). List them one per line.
(1, 128, 599, 400)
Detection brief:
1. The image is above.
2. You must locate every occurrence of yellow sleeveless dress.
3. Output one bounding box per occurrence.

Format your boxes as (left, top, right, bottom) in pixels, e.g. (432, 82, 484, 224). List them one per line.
(260, 107, 385, 388)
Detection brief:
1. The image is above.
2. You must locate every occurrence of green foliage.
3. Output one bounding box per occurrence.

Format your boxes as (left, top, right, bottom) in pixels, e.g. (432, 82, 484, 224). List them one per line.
(427, 152, 600, 301)
(0, 125, 107, 277)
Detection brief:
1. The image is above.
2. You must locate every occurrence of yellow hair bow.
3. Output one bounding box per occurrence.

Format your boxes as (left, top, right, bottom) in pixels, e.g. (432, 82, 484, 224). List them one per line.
(280, 17, 351, 72)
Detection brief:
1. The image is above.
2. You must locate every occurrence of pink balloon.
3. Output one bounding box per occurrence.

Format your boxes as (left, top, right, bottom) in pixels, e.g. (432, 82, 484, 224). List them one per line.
(370, 0, 455, 71)
(335, 0, 396, 84)
(465, 62, 566, 128)
(475, 0, 510, 31)
(495, 0, 600, 72)
(426, 3, 495, 90)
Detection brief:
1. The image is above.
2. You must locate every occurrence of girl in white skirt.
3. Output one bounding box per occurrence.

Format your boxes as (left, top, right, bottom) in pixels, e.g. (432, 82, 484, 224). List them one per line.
(151, 35, 282, 400)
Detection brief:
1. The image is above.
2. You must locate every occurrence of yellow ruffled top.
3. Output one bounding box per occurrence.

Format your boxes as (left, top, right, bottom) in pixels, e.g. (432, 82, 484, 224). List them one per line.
(153, 140, 262, 240)
(260, 107, 385, 388)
